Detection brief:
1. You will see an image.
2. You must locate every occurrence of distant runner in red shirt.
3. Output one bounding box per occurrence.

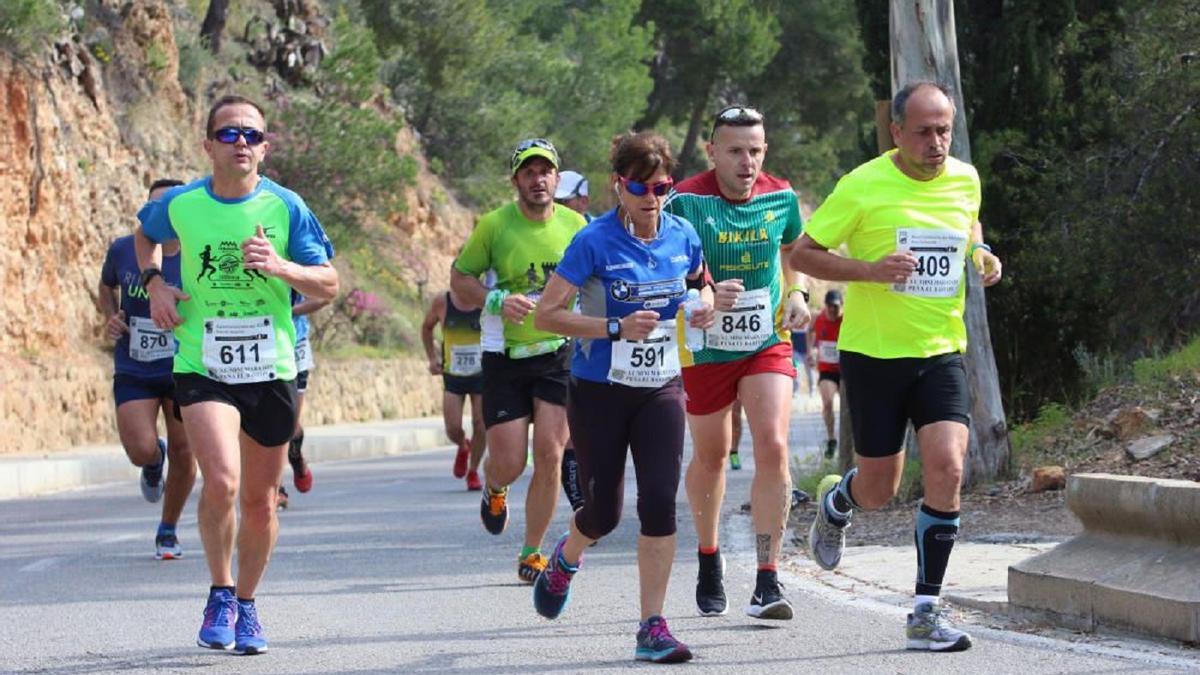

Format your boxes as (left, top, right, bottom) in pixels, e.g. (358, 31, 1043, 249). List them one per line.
(808, 289, 843, 458)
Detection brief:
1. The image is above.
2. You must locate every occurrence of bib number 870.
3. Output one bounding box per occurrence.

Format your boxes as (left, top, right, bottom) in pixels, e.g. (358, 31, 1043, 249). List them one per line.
(220, 343, 261, 365)
(721, 314, 762, 334)
(629, 345, 665, 368)
(139, 333, 169, 349)
(915, 254, 952, 277)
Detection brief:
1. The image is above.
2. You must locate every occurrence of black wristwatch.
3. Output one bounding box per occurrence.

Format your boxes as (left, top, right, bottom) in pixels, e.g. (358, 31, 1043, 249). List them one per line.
(606, 317, 622, 341)
(139, 267, 164, 289)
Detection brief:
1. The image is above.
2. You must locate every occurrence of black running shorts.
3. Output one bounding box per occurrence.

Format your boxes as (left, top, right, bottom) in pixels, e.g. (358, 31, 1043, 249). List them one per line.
(113, 373, 174, 407)
(481, 346, 570, 428)
(173, 373, 299, 447)
(840, 351, 970, 458)
(443, 373, 483, 397)
(817, 371, 841, 387)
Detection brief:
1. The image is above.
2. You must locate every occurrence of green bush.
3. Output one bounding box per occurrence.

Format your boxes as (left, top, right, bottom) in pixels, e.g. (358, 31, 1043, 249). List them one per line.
(1133, 338, 1200, 385)
(1009, 402, 1072, 471)
(0, 0, 64, 56)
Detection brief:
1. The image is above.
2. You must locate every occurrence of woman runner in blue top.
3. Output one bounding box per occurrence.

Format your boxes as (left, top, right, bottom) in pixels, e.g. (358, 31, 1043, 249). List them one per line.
(532, 132, 714, 664)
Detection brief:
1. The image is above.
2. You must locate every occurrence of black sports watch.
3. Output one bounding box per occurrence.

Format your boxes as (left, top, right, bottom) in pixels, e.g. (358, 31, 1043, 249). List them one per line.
(606, 317, 622, 340)
(139, 267, 164, 289)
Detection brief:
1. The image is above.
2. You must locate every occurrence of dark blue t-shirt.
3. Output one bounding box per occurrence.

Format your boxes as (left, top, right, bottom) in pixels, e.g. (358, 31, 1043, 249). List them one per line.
(555, 209, 704, 384)
(100, 235, 182, 378)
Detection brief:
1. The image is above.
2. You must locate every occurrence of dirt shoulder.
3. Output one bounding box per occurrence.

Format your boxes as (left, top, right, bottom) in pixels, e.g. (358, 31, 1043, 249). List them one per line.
(787, 480, 1081, 547)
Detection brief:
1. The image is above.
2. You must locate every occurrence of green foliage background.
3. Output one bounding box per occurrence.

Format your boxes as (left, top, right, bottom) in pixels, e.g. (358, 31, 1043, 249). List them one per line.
(5, 0, 1196, 416)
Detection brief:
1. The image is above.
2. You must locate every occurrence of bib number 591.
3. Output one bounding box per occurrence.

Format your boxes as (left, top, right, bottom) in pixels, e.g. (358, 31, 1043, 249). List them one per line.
(629, 345, 666, 368)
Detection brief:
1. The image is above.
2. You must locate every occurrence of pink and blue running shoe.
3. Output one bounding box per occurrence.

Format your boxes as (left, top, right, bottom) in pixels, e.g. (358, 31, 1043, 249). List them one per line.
(196, 587, 237, 650)
(635, 616, 692, 663)
(533, 533, 579, 619)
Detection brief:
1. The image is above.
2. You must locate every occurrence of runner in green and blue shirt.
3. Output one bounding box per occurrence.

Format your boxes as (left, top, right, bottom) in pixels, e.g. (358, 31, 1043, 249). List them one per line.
(134, 95, 338, 656)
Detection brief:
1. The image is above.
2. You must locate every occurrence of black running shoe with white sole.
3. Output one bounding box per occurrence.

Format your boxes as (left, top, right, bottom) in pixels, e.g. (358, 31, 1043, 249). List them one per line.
(696, 550, 727, 616)
(746, 569, 793, 620)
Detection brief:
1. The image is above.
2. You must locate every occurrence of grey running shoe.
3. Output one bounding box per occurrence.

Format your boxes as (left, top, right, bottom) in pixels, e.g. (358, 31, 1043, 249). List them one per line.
(807, 474, 849, 570)
(140, 438, 166, 503)
(906, 601, 973, 652)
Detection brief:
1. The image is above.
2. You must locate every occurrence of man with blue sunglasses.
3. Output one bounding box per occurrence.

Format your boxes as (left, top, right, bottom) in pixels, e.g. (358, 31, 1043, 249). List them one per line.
(135, 94, 338, 655)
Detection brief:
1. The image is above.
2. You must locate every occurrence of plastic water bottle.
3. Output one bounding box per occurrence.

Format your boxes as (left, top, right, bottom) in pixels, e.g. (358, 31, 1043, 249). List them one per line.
(683, 288, 705, 352)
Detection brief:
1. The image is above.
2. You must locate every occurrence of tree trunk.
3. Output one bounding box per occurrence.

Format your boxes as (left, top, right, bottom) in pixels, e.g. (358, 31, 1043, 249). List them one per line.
(837, 380, 853, 474)
(675, 88, 711, 181)
(889, 0, 1010, 484)
(200, 0, 230, 54)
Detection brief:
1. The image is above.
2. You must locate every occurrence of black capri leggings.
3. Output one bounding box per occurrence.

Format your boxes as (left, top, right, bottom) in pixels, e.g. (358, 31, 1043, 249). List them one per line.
(567, 376, 685, 539)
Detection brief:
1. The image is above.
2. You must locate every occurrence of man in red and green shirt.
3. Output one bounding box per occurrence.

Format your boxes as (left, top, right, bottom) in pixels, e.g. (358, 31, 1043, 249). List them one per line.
(665, 105, 810, 620)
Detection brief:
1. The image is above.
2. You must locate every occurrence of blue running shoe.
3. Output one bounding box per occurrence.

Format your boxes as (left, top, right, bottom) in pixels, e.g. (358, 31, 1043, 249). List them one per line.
(635, 616, 692, 663)
(196, 587, 237, 650)
(533, 533, 579, 619)
(155, 531, 182, 560)
(140, 438, 166, 503)
(233, 599, 268, 655)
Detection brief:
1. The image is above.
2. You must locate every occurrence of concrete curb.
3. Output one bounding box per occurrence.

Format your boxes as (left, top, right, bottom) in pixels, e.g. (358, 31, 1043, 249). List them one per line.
(0, 417, 453, 501)
(1008, 473, 1200, 643)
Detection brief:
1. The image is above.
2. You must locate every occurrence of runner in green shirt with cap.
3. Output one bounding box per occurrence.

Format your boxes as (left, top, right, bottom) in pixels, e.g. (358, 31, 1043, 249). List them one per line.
(451, 138, 586, 583)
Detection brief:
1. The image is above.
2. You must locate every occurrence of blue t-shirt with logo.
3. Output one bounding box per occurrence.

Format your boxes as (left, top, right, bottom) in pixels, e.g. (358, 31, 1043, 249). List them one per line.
(100, 235, 182, 379)
(554, 208, 704, 384)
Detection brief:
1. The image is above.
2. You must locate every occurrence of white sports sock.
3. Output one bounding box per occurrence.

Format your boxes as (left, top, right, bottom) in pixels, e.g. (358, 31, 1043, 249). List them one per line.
(914, 594, 940, 611)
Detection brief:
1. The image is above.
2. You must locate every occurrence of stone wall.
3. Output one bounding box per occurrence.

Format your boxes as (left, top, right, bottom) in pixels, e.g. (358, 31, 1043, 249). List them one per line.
(304, 356, 444, 426)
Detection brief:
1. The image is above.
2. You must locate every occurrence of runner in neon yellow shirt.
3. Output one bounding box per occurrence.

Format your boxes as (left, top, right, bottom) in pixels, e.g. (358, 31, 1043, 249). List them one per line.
(135, 94, 337, 656)
(791, 82, 1002, 653)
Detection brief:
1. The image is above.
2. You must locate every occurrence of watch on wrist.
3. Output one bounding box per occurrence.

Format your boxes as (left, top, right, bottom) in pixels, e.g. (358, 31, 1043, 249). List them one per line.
(139, 267, 163, 289)
(606, 317, 622, 340)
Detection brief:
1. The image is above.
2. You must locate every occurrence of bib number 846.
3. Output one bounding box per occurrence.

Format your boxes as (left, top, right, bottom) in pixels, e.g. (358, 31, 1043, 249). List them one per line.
(721, 314, 762, 334)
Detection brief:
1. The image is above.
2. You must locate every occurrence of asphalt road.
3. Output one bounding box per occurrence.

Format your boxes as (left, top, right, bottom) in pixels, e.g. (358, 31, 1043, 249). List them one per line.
(0, 411, 1187, 673)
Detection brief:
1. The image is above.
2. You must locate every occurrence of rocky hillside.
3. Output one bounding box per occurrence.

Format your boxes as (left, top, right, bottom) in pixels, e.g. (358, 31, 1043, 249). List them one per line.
(0, 0, 474, 454)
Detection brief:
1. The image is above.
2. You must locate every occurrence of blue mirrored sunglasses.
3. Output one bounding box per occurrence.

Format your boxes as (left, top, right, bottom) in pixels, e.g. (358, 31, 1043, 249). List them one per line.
(619, 175, 673, 197)
(213, 126, 266, 146)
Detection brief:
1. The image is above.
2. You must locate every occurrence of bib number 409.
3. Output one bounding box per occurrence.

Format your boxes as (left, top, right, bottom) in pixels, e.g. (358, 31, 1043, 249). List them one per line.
(914, 254, 953, 278)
